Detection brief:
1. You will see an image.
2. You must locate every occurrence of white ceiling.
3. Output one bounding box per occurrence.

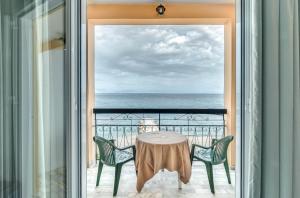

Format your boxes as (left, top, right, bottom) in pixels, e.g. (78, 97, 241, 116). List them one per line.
(88, 0, 235, 4)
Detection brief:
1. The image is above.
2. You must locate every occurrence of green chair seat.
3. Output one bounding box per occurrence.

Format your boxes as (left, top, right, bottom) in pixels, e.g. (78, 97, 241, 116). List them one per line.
(194, 147, 213, 162)
(93, 136, 136, 196)
(115, 149, 134, 164)
(190, 135, 234, 194)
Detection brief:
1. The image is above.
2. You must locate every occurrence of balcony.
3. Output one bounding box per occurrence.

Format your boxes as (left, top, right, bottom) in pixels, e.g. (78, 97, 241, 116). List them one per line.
(87, 108, 235, 197)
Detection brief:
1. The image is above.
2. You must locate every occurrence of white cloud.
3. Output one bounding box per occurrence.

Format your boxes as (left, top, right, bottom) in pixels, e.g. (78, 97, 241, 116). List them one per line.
(167, 35, 189, 44)
(94, 25, 224, 94)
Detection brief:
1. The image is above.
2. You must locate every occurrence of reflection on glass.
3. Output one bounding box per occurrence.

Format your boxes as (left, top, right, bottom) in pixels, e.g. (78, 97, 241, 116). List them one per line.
(0, 1, 66, 197)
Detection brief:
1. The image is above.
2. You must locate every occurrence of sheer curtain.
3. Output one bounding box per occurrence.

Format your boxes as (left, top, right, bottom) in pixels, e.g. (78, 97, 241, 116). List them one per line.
(28, 2, 66, 197)
(245, 0, 300, 197)
(32, 3, 50, 196)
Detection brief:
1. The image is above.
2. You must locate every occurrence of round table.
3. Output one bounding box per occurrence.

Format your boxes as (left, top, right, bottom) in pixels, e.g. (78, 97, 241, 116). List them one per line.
(135, 131, 192, 192)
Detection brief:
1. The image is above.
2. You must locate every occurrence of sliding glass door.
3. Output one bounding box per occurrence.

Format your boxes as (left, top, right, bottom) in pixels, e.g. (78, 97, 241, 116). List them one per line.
(0, 0, 76, 197)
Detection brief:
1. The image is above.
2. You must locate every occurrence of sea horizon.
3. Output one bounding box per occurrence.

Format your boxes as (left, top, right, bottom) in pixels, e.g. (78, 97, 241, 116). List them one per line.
(95, 93, 224, 109)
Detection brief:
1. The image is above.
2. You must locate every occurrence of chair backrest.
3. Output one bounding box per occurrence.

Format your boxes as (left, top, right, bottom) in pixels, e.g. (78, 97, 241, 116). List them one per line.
(93, 136, 116, 166)
(211, 135, 234, 164)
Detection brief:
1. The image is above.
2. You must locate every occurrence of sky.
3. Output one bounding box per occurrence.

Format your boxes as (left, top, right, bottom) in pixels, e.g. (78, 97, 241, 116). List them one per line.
(94, 25, 224, 94)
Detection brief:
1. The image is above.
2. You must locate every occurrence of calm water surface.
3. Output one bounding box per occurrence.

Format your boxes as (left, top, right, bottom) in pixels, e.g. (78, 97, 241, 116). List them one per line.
(95, 93, 224, 109)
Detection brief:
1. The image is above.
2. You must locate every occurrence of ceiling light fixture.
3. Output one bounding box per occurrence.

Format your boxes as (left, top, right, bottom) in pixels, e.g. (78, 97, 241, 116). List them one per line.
(156, 4, 166, 15)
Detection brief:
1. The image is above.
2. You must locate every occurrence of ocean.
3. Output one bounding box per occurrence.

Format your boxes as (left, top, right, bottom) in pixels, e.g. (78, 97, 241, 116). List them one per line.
(95, 93, 224, 109)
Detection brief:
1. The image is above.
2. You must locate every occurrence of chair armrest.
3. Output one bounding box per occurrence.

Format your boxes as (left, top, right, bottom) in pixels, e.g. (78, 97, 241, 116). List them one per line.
(192, 144, 213, 150)
(109, 139, 115, 145)
(211, 138, 218, 146)
(117, 145, 135, 151)
(117, 145, 136, 159)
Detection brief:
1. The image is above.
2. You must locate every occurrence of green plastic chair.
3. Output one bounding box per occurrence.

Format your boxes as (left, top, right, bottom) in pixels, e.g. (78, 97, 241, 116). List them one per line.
(93, 136, 136, 196)
(190, 135, 234, 194)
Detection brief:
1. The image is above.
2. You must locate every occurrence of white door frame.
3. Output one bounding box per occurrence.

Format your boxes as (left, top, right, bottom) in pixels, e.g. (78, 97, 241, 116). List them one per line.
(78, 1, 246, 197)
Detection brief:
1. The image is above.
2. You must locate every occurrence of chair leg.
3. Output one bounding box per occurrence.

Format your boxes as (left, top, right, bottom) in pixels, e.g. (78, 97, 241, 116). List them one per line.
(178, 172, 182, 190)
(113, 164, 123, 196)
(224, 160, 231, 184)
(190, 147, 195, 166)
(96, 162, 104, 187)
(133, 149, 137, 176)
(205, 163, 215, 194)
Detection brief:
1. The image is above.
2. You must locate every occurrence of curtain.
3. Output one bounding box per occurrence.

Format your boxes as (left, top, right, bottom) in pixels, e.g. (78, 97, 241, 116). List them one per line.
(32, 3, 49, 196)
(0, 0, 66, 197)
(246, 0, 300, 197)
(0, 2, 20, 197)
(30, 2, 66, 197)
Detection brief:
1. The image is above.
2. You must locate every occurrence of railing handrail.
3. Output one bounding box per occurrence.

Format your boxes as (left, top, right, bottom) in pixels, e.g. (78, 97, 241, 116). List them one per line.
(93, 124, 225, 127)
(93, 108, 227, 115)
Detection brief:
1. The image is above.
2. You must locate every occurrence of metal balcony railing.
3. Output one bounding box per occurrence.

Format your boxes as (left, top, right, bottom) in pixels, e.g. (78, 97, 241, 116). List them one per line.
(93, 108, 227, 148)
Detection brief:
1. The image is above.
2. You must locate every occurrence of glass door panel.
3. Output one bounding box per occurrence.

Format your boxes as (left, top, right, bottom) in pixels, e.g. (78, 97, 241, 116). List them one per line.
(0, 1, 68, 197)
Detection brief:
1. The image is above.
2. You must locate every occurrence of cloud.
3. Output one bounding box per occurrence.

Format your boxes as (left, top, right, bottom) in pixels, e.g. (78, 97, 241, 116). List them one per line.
(94, 25, 224, 94)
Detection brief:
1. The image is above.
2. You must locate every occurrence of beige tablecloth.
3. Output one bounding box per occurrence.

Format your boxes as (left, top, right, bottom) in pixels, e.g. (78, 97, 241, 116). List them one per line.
(135, 132, 192, 192)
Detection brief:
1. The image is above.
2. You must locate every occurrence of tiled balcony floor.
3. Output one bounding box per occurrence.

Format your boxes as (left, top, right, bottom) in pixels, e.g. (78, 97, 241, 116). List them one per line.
(87, 161, 235, 198)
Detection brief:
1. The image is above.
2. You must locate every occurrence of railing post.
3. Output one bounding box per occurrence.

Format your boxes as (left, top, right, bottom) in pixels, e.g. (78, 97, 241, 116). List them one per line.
(222, 114, 225, 137)
(130, 118, 133, 145)
(187, 118, 190, 139)
(94, 113, 97, 135)
(158, 113, 161, 131)
(94, 113, 97, 161)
